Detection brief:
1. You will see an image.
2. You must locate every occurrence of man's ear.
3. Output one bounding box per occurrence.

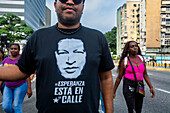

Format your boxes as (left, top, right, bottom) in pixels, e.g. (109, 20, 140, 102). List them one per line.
(54, 1, 57, 12)
(81, 4, 84, 14)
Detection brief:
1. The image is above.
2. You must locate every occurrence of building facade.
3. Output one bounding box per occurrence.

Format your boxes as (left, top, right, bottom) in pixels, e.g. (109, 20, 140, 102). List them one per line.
(117, 1, 140, 56)
(0, 0, 25, 20)
(117, 0, 170, 63)
(117, 7, 122, 56)
(140, 0, 170, 63)
(0, 0, 50, 31)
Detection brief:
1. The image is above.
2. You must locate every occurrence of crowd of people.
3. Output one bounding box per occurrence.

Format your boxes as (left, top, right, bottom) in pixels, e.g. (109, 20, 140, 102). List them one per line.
(0, 0, 155, 113)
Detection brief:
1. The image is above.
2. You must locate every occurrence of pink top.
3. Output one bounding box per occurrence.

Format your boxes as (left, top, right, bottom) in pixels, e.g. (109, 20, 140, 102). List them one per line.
(124, 56, 145, 81)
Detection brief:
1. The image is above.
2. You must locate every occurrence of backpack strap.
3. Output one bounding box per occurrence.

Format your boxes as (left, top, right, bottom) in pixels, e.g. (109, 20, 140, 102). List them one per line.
(138, 55, 144, 62)
(124, 57, 128, 67)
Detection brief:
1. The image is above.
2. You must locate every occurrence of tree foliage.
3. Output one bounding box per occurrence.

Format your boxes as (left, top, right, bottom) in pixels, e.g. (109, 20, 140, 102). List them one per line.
(0, 13, 34, 43)
(104, 27, 117, 55)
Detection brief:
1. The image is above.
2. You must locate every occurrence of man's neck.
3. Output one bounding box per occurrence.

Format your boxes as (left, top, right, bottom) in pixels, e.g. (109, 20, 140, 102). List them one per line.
(58, 22, 80, 29)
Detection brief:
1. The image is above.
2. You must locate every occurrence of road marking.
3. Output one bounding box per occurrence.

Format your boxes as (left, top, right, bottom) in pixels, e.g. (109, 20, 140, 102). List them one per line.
(155, 88, 170, 94)
(147, 73, 153, 76)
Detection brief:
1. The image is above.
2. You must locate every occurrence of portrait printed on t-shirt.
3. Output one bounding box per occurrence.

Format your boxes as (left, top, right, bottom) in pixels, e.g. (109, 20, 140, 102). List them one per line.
(55, 38, 86, 79)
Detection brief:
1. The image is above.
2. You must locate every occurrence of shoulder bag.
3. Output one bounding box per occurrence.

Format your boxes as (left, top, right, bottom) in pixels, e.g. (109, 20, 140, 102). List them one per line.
(128, 57, 145, 97)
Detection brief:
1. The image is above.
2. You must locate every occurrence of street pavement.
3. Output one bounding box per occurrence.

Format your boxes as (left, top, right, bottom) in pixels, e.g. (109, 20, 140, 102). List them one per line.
(0, 66, 170, 113)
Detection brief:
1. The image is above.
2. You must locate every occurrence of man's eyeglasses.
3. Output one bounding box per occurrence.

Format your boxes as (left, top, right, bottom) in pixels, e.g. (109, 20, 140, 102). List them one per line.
(59, 0, 83, 5)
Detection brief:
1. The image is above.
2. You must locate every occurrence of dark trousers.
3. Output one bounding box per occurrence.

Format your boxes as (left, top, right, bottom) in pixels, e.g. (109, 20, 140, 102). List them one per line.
(123, 77, 144, 113)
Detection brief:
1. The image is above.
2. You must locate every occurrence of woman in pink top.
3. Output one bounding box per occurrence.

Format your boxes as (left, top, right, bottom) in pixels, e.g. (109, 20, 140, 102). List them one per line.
(113, 41, 155, 113)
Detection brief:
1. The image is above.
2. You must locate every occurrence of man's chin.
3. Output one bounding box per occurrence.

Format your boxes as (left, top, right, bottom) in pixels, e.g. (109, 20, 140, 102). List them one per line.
(61, 74, 80, 79)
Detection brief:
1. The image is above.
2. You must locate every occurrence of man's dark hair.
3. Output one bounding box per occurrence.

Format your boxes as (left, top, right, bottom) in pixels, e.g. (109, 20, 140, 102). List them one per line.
(10, 43, 20, 51)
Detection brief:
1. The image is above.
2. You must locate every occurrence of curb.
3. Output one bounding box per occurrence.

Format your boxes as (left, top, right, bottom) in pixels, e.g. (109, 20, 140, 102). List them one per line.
(146, 67, 170, 72)
(114, 63, 170, 72)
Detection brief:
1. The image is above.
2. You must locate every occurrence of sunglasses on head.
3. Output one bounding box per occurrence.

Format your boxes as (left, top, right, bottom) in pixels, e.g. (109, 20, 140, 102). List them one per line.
(59, 0, 83, 5)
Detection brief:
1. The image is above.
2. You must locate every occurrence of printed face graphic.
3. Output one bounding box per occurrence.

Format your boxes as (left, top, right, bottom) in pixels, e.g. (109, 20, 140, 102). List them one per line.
(55, 39, 86, 79)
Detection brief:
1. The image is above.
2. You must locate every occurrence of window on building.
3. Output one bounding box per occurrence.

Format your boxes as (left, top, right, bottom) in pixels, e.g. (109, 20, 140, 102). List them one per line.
(165, 34, 170, 38)
(162, 18, 166, 22)
(134, 4, 137, 7)
(166, 7, 170, 11)
(131, 9, 134, 13)
(167, 27, 170, 31)
(166, 14, 170, 17)
(165, 39, 170, 45)
(166, 19, 170, 24)
(161, 33, 165, 38)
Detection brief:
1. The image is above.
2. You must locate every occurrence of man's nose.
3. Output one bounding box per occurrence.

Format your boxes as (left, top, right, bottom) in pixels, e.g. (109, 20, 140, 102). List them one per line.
(66, 0, 74, 5)
(66, 56, 76, 65)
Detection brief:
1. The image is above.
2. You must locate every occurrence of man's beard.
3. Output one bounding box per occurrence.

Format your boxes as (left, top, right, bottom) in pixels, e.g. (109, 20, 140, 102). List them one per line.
(57, 12, 82, 27)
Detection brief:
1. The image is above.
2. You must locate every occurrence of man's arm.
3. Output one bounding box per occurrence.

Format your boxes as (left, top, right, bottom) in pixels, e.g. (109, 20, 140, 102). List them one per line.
(99, 70, 113, 113)
(0, 65, 28, 81)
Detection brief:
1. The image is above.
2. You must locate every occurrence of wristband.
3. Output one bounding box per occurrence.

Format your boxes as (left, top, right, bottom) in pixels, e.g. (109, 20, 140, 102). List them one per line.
(149, 85, 153, 88)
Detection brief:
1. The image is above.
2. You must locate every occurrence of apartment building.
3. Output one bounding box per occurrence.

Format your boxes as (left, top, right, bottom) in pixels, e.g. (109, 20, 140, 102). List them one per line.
(0, 0, 50, 31)
(140, 0, 170, 63)
(117, 7, 122, 56)
(117, 1, 140, 56)
(161, 0, 170, 52)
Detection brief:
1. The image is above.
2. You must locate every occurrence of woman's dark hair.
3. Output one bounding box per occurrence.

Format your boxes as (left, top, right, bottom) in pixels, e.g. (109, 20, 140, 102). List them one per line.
(0, 49, 4, 60)
(10, 43, 20, 51)
(117, 41, 142, 71)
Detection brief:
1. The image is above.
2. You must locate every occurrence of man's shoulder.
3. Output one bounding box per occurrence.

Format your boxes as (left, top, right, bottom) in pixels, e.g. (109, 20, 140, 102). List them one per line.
(29, 25, 56, 40)
(36, 25, 56, 33)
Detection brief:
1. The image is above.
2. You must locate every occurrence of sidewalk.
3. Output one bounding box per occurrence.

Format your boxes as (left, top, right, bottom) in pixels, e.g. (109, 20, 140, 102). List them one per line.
(146, 65, 170, 72)
(113, 62, 170, 72)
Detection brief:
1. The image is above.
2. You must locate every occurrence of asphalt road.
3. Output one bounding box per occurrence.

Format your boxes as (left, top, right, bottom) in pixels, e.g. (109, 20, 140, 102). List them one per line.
(0, 68, 170, 113)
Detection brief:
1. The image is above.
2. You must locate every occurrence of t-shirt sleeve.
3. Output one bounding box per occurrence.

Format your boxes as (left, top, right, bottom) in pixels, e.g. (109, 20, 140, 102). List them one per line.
(98, 34, 115, 72)
(16, 36, 36, 75)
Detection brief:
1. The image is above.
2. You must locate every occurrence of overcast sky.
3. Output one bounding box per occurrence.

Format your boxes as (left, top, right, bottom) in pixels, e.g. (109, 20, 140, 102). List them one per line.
(46, 0, 140, 33)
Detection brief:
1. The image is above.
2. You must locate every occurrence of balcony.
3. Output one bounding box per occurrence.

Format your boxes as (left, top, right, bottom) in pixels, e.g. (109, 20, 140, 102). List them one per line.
(161, 21, 166, 25)
(162, 1, 170, 5)
(165, 23, 170, 26)
(123, 32, 128, 37)
(161, 28, 166, 32)
(166, 30, 170, 33)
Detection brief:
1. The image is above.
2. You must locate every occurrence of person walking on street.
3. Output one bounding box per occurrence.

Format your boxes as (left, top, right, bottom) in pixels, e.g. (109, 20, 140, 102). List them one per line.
(0, 44, 32, 113)
(0, 0, 114, 113)
(113, 41, 155, 113)
(0, 49, 5, 94)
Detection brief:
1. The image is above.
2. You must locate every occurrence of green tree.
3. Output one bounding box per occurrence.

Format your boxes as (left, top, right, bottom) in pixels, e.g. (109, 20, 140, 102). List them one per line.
(104, 27, 117, 55)
(0, 13, 34, 43)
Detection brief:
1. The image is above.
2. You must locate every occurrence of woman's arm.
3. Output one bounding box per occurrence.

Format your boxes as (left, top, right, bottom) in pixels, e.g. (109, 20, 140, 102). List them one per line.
(143, 59, 155, 98)
(113, 59, 125, 99)
(26, 77, 32, 98)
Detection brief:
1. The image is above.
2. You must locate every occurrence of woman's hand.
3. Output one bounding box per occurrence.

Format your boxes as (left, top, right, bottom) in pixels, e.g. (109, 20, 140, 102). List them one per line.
(150, 87, 155, 98)
(27, 88, 32, 98)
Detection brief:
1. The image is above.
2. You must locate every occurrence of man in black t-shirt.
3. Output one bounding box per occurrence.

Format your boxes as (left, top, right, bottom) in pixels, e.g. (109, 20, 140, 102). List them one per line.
(0, 0, 114, 113)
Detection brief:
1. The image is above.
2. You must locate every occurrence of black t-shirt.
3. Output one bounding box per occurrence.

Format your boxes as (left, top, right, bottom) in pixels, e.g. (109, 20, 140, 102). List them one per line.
(16, 24, 114, 113)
